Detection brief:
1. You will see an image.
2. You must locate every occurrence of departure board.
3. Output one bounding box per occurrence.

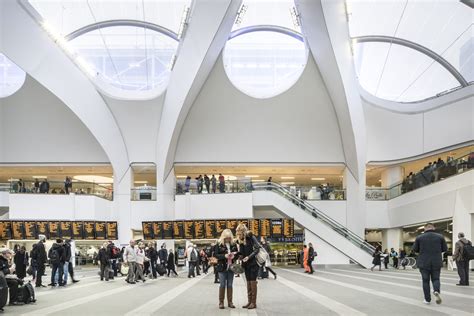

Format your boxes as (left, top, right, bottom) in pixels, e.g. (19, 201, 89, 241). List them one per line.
(72, 222, 84, 239)
(249, 219, 259, 236)
(152, 222, 163, 240)
(194, 220, 205, 239)
(0, 222, 12, 240)
(226, 220, 238, 234)
(162, 221, 173, 239)
(36, 222, 49, 238)
(171, 221, 182, 239)
(184, 221, 194, 239)
(48, 221, 60, 239)
(271, 219, 283, 238)
(95, 222, 106, 240)
(260, 219, 271, 237)
(60, 222, 73, 239)
(11, 221, 24, 240)
(83, 222, 95, 240)
(24, 221, 37, 240)
(283, 219, 294, 238)
(142, 222, 153, 240)
(215, 220, 227, 236)
(205, 220, 215, 239)
(106, 222, 118, 240)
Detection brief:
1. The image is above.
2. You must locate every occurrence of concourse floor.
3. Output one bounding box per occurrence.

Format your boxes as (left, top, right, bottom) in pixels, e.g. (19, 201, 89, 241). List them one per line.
(6, 265, 473, 316)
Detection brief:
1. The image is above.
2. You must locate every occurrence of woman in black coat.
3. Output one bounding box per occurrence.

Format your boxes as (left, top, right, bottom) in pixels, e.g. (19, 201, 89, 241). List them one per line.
(167, 252, 178, 277)
(371, 246, 382, 271)
(13, 246, 28, 279)
(236, 224, 260, 310)
(215, 229, 238, 309)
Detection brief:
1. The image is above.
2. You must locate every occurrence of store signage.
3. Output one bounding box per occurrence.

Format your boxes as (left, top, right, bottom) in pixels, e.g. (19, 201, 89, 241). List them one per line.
(141, 218, 295, 240)
(0, 220, 118, 240)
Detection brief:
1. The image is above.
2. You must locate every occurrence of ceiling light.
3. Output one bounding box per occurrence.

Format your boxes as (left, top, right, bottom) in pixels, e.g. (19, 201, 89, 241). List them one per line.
(32, 176, 48, 179)
(281, 182, 295, 185)
(224, 175, 237, 181)
(311, 178, 325, 181)
(176, 176, 187, 178)
(8, 178, 19, 182)
(134, 181, 148, 184)
(280, 176, 294, 179)
(245, 175, 259, 178)
(378, 179, 382, 182)
(252, 179, 265, 182)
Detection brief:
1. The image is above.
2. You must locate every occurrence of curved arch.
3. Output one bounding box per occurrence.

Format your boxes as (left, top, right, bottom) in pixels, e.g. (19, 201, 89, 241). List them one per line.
(65, 19, 179, 41)
(228, 25, 304, 42)
(353, 35, 469, 87)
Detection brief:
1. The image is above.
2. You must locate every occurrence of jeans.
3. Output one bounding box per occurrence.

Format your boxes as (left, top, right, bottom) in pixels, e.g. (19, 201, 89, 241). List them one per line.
(100, 263, 110, 280)
(150, 259, 157, 278)
(126, 262, 136, 283)
(419, 268, 441, 302)
(188, 262, 196, 277)
(218, 270, 234, 288)
(456, 260, 470, 285)
(55, 262, 69, 284)
(111, 259, 118, 277)
(51, 263, 64, 285)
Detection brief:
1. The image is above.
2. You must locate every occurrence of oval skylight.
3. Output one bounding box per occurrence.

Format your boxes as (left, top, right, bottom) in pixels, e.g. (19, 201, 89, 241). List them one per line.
(0, 53, 26, 98)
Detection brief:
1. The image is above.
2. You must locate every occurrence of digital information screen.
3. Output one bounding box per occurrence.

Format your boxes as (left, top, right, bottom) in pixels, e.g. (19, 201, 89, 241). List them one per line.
(0, 222, 12, 240)
(106, 222, 118, 240)
(60, 221, 73, 239)
(143, 218, 294, 240)
(24, 221, 37, 240)
(11, 221, 24, 240)
(83, 222, 95, 240)
(48, 221, 60, 239)
(95, 222, 106, 240)
(37, 222, 49, 239)
(72, 222, 84, 239)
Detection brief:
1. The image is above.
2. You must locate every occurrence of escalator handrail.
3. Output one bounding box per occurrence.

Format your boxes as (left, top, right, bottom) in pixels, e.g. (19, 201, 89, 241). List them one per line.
(252, 182, 375, 253)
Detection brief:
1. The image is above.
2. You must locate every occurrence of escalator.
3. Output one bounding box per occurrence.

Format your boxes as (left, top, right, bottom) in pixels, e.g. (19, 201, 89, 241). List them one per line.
(252, 182, 375, 268)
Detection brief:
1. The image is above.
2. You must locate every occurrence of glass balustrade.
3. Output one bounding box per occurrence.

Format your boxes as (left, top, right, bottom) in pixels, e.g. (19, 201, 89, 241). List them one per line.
(366, 152, 473, 201)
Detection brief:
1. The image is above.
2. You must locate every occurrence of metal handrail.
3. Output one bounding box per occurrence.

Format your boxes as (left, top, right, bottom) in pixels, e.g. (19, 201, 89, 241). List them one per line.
(253, 182, 375, 254)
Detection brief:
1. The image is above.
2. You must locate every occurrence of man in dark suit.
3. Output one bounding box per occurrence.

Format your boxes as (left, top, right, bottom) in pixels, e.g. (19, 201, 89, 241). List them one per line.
(412, 223, 447, 305)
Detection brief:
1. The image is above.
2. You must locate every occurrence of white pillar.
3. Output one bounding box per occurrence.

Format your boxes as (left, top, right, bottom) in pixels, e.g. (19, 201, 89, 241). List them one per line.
(381, 166, 404, 188)
(382, 228, 403, 251)
(343, 167, 366, 237)
(156, 167, 176, 220)
(452, 188, 473, 268)
(113, 168, 132, 245)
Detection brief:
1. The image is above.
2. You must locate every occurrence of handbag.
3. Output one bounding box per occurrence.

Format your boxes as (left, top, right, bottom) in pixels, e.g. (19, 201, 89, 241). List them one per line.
(120, 264, 129, 275)
(229, 260, 244, 274)
(252, 236, 268, 267)
(208, 256, 218, 266)
(26, 266, 33, 276)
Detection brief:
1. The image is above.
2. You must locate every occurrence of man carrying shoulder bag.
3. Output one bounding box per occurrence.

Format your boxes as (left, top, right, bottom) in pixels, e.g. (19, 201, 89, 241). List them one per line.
(453, 232, 472, 286)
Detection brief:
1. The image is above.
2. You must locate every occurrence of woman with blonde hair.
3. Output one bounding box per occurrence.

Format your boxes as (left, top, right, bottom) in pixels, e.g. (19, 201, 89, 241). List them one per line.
(236, 223, 261, 309)
(214, 229, 238, 309)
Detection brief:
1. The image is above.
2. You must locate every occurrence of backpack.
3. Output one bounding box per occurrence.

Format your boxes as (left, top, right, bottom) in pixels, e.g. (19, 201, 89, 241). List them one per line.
(190, 250, 197, 262)
(462, 241, 474, 260)
(17, 282, 35, 304)
(49, 248, 60, 264)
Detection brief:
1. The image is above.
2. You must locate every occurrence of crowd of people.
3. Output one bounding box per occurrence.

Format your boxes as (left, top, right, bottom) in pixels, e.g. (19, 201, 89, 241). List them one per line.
(401, 153, 473, 194)
(176, 174, 227, 194)
(12, 177, 83, 195)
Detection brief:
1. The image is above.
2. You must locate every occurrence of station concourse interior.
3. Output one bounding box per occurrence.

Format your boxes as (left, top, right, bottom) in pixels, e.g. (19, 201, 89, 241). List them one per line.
(0, 0, 473, 315)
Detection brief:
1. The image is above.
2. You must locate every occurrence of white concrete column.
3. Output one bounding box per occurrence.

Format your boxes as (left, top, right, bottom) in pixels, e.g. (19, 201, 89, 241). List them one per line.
(113, 168, 133, 245)
(343, 167, 366, 237)
(156, 168, 176, 220)
(381, 166, 404, 188)
(452, 186, 473, 268)
(382, 228, 403, 252)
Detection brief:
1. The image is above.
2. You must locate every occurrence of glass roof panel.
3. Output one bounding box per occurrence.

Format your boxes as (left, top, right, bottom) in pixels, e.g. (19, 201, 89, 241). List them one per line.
(0, 53, 26, 98)
(234, 0, 299, 31)
(347, 0, 473, 102)
(354, 42, 459, 102)
(28, 0, 191, 36)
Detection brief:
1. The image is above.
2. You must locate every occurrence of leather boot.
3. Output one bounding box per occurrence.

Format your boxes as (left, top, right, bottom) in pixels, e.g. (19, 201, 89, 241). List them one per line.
(219, 287, 225, 309)
(227, 287, 235, 308)
(242, 281, 252, 308)
(247, 281, 257, 309)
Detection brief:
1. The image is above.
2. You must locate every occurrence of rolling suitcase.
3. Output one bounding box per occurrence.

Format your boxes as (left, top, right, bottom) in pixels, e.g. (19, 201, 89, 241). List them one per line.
(0, 275, 8, 311)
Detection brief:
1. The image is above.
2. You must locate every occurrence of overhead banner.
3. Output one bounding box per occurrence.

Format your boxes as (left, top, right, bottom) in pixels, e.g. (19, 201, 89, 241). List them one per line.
(0, 221, 118, 240)
(141, 218, 295, 240)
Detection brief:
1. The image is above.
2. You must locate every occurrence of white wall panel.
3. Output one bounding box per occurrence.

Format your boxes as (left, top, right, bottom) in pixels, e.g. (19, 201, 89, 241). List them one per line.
(0, 77, 109, 163)
(304, 229, 351, 265)
(0, 192, 9, 208)
(175, 55, 345, 163)
(130, 201, 160, 230)
(308, 200, 347, 226)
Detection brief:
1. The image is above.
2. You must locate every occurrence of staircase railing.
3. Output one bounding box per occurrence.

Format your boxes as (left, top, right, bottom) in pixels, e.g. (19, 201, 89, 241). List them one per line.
(252, 182, 375, 255)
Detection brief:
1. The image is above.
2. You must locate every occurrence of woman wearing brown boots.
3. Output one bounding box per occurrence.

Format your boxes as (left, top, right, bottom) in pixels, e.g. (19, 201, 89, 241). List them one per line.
(214, 229, 238, 309)
(236, 223, 260, 310)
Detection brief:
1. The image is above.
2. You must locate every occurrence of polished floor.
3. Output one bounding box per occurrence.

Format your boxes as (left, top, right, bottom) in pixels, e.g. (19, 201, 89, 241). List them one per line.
(6, 265, 473, 316)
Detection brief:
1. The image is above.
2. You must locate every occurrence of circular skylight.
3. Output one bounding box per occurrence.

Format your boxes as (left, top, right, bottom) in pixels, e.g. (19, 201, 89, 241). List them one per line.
(0, 53, 26, 98)
(223, 30, 308, 99)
